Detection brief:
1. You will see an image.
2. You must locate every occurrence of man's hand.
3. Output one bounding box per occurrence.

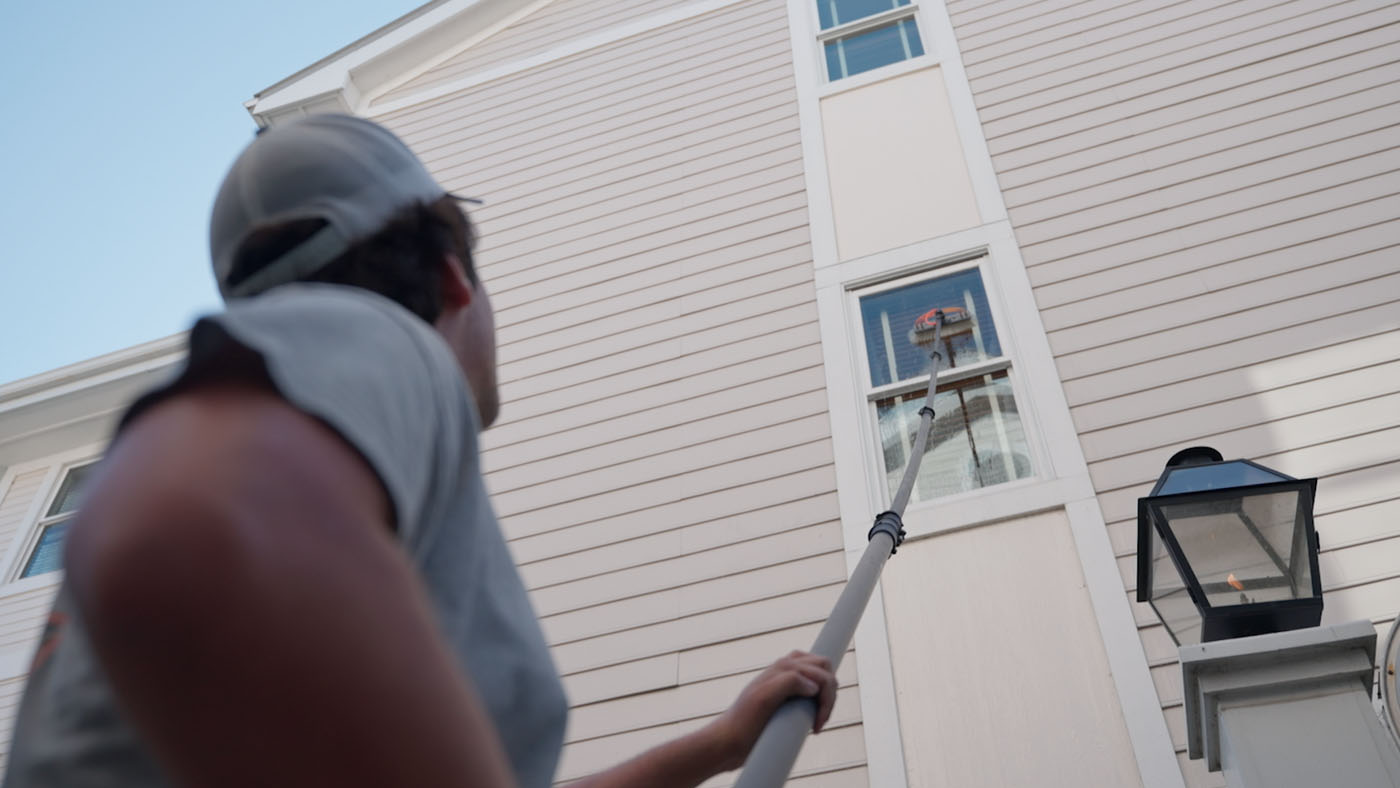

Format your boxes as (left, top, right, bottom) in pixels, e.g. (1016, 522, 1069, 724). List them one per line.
(705, 650, 838, 772)
(568, 650, 837, 787)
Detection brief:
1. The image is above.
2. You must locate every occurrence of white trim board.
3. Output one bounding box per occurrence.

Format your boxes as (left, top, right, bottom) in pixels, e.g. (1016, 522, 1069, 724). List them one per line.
(248, 0, 518, 123)
(365, 0, 756, 117)
(249, 0, 762, 124)
(362, 0, 559, 108)
(0, 333, 184, 413)
(934, 2, 1183, 786)
(920, 0, 1183, 782)
(787, 0, 1185, 785)
(786, 2, 907, 785)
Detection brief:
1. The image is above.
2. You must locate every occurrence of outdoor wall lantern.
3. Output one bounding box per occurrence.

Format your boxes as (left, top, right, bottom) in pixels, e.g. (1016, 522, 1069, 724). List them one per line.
(1137, 446, 1322, 646)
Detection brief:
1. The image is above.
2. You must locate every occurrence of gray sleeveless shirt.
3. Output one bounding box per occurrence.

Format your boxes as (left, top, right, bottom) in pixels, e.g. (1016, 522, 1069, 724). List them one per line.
(3, 285, 568, 787)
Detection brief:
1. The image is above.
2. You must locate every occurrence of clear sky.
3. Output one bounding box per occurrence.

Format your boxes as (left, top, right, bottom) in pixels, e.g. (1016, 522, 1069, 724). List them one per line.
(0, 1, 425, 386)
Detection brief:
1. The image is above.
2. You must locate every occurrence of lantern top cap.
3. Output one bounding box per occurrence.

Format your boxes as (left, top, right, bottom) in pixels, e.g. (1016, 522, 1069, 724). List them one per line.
(1150, 447, 1297, 496)
(1166, 446, 1223, 467)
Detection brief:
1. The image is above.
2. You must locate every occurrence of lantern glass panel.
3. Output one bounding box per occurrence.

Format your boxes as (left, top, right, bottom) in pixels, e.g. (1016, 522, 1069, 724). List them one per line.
(1156, 489, 1308, 609)
(1145, 513, 1202, 645)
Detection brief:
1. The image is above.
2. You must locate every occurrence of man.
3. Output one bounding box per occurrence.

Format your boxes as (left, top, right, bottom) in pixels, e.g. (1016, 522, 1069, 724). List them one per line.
(3, 114, 836, 787)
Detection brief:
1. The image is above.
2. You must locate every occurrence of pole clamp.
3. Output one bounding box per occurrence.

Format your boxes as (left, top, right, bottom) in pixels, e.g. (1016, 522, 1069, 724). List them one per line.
(918, 406, 935, 419)
(868, 511, 907, 555)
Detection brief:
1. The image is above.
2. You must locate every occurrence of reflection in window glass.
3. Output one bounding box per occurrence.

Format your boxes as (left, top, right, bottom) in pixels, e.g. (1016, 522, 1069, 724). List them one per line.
(859, 267, 1001, 388)
(21, 523, 69, 579)
(874, 370, 1032, 502)
(47, 463, 94, 517)
(817, 0, 911, 30)
(824, 18, 924, 81)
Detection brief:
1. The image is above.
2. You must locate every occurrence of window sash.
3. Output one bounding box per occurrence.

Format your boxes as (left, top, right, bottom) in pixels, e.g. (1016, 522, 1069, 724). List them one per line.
(856, 261, 1003, 389)
(853, 261, 1032, 505)
(870, 368, 1033, 502)
(816, 3, 917, 41)
(46, 462, 94, 517)
(16, 461, 97, 581)
(20, 519, 71, 579)
(866, 356, 1012, 401)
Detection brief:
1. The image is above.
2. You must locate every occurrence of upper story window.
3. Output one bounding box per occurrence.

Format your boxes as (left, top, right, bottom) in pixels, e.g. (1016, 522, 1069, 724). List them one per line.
(817, 0, 925, 82)
(20, 462, 96, 578)
(856, 260, 1033, 504)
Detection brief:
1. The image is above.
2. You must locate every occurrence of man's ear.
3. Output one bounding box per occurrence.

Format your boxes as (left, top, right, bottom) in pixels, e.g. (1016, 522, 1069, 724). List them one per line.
(438, 253, 475, 310)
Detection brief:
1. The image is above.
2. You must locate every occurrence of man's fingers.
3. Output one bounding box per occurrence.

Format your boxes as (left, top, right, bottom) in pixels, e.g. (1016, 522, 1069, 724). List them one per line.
(787, 652, 832, 672)
(793, 663, 837, 732)
(777, 669, 820, 699)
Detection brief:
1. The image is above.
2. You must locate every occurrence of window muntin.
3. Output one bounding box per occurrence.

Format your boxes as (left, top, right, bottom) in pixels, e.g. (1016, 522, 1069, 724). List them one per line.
(816, 0, 924, 82)
(21, 462, 96, 579)
(824, 17, 923, 81)
(817, 0, 911, 29)
(857, 264, 1032, 504)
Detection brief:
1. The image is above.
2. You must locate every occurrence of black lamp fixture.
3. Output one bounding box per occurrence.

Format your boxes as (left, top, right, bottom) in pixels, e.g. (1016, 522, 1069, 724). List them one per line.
(1137, 446, 1323, 646)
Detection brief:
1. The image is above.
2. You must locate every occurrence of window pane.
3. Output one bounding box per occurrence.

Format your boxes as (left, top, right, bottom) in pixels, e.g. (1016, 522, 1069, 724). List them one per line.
(825, 18, 924, 81)
(817, 0, 911, 29)
(21, 521, 70, 578)
(859, 267, 1002, 388)
(875, 370, 1031, 503)
(46, 463, 95, 517)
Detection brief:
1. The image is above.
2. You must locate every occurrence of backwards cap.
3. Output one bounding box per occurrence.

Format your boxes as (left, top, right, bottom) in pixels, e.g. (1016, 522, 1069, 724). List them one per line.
(210, 113, 469, 300)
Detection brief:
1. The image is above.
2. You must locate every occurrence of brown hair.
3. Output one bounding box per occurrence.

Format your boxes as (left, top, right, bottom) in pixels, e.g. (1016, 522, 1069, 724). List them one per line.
(225, 196, 478, 324)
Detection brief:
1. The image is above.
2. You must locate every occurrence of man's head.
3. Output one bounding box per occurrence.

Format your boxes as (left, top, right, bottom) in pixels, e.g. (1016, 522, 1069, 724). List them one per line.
(209, 114, 499, 427)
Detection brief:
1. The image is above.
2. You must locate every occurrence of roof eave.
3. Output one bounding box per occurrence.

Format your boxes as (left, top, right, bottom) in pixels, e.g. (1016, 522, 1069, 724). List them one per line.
(246, 0, 528, 126)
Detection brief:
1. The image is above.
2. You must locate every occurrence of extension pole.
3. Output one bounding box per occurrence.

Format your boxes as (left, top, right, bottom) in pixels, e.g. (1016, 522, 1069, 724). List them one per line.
(733, 313, 948, 788)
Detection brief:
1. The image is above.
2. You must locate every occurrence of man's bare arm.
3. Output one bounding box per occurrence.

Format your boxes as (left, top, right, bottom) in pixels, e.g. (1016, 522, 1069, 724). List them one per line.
(569, 651, 838, 788)
(65, 382, 518, 788)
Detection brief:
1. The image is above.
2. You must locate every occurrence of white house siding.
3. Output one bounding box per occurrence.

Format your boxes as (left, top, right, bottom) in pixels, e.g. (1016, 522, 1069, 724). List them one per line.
(0, 469, 61, 769)
(370, 0, 866, 784)
(946, 0, 1400, 785)
(0, 470, 47, 562)
(0, 470, 61, 665)
(0, 676, 27, 768)
(378, 0, 700, 102)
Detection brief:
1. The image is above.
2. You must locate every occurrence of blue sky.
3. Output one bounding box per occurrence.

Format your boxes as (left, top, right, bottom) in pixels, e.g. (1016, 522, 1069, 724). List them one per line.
(0, 1, 424, 385)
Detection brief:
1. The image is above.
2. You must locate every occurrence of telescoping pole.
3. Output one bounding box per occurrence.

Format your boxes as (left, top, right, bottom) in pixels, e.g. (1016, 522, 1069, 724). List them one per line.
(733, 312, 949, 788)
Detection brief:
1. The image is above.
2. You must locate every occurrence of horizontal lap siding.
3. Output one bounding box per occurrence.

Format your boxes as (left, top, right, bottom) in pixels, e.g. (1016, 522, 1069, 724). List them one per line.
(374, 1, 863, 783)
(0, 470, 46, 560)
(950, 1, 1400, 786)
(0, 676, 27, 770)
(0, 470, 58, 771)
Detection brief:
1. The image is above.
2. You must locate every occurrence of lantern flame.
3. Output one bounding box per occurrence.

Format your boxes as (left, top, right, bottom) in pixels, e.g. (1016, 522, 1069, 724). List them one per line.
(1227, 572, 1244, 591)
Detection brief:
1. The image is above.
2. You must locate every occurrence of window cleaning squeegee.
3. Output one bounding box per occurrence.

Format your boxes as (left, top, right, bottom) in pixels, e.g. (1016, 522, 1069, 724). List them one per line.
(734, 309, 955, 788)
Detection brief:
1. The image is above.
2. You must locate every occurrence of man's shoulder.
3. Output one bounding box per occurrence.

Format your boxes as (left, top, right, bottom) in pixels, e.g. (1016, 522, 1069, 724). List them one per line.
(208, 284, 457, 386)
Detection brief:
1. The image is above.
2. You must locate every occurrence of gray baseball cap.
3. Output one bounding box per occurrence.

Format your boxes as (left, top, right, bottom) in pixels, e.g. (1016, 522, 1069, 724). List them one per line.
(210, 113, 474, 300)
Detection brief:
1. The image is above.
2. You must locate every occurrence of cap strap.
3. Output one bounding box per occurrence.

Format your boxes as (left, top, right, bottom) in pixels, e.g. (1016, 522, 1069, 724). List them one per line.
(226, 226, 350, 298)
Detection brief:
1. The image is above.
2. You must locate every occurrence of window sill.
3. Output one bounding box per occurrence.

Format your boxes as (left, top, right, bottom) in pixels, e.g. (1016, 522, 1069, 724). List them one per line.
(893, 472, 1095, 542)
(0, 571, 64, 600)
(818, 57, 937, 100)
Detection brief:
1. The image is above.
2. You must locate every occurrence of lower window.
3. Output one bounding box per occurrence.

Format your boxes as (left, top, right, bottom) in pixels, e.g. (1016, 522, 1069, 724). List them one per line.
(856, 261, 1033, 505)
(20, 462, 96, 579)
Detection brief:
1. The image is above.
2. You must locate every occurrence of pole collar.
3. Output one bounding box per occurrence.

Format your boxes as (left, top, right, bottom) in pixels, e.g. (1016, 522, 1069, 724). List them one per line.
(868, 511, 907, 555)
